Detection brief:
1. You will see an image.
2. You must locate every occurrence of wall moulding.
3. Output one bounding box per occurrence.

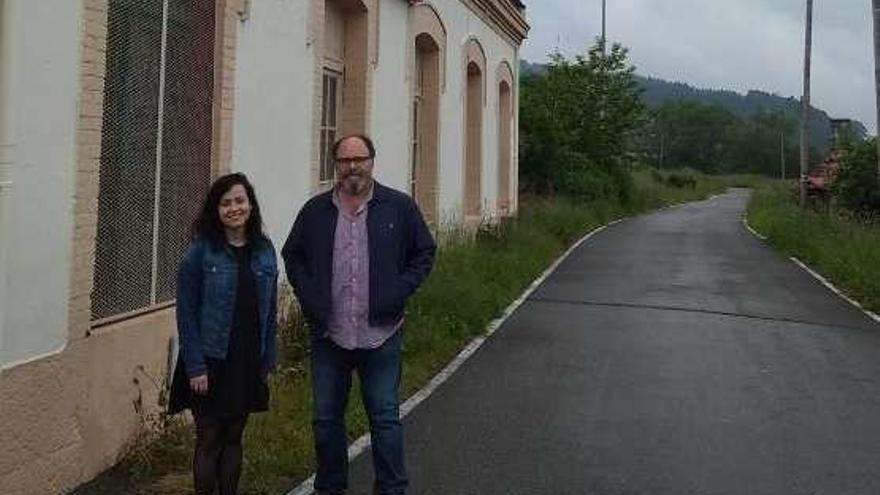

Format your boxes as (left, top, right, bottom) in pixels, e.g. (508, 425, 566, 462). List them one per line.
(406, 0, 529, 47)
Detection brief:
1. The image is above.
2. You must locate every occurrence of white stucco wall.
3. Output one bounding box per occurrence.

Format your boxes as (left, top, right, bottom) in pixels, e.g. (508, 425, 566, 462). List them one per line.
(435, 0, 518, 223)
(231, 0, 521, 242)
(232, 1, 314, 251)
(0, 0, 11, 366)
(370, 0, 411, 192)
(370, 0, 519, 224)
(1, 0, 82, 369)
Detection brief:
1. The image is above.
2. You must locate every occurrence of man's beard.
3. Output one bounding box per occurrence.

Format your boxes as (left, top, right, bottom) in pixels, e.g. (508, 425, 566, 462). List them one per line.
(339, 172, 371, 196)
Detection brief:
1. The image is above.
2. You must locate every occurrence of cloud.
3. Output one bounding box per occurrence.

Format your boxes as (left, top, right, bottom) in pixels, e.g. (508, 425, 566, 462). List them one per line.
(522, 0, 877, 132)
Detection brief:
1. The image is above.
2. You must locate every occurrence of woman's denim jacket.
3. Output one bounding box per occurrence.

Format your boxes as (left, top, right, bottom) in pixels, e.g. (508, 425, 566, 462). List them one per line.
(176, 237, 278, 378)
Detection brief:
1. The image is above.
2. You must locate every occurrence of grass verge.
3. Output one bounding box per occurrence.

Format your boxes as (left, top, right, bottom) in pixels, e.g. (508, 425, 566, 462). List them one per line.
(747, 181, 880, 313)
(75, 168, 731, 495)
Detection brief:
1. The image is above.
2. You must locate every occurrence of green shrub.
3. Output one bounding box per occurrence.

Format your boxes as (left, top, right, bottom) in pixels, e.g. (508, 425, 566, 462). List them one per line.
(833, 139, 880, 215)
(552, 152, 634, 202)
(665, 172, 697, 189)
(650, 169, 665, 184)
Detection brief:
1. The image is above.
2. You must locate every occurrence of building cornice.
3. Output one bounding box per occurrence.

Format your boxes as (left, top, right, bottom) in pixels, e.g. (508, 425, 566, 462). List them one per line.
(407, 0, 529, 47)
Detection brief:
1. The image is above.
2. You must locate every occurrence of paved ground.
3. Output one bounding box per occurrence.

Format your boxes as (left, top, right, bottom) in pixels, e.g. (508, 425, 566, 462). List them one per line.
(346, 190, 880, 495)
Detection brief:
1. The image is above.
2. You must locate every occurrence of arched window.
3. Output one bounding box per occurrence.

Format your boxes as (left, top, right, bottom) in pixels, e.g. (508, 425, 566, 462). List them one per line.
(463, 38, 486, 219)
(409, 4, 445, 224)
(497, 62, 514, 216)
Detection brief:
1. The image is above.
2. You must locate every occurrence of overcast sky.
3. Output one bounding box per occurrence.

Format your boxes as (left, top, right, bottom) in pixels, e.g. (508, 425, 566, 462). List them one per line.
(521, 0, 876, 133)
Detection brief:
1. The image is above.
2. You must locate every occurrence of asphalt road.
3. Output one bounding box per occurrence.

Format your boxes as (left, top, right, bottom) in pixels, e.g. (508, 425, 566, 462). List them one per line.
(347, 190, 880, 495)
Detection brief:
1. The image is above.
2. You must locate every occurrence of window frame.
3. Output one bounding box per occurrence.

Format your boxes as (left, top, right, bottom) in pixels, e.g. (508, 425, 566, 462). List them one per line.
(410, 58, 424, 196)
(320, 68, 343, 185)
(91, 0, 217, 327)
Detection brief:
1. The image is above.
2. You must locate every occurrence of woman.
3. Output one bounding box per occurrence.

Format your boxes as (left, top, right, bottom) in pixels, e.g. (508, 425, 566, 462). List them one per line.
(169, 173, 278, 495)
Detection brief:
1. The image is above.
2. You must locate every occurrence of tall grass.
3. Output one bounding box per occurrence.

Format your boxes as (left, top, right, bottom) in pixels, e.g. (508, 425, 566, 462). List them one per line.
(629, 166, 730, 208)
(747, 182, 880, 313)
(75, 169, 730, 495)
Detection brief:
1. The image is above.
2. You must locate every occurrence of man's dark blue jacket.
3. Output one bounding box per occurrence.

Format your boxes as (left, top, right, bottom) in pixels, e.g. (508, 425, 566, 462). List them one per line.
(281, 182, 436, 336)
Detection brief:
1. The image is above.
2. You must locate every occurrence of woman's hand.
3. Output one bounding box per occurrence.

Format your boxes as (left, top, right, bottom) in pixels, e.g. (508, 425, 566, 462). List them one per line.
(190, 374, 209, 395)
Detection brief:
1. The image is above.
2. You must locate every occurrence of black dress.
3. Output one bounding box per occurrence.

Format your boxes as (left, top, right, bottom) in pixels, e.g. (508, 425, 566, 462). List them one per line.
(169, 243, 269, 418)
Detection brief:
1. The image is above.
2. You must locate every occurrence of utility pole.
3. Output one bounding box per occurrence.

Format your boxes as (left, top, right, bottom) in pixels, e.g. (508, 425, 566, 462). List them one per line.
(601, 0, 607, 55)
(781, 132, 786, 180)
(873, 0, 880, 180)
(659, 133, 665, 169)
(800, 0, 813, 208)
(599, 0, 608, 142)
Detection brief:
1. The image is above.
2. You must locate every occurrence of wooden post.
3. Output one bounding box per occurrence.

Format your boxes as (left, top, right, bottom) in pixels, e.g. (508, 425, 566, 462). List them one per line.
(873, 0, 880, 179)
(601, 0, 607, 55)
(781, 132, 786, 180)
(800, 0, 813, 208)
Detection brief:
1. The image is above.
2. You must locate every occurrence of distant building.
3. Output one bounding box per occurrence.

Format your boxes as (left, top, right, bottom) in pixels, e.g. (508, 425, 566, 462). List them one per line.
(805, 118, 867, 197)
(829, 118, 868, 149)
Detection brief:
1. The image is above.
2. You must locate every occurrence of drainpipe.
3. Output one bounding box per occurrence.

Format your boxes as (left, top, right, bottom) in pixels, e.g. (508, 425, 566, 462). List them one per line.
(0, 0, 15, 366)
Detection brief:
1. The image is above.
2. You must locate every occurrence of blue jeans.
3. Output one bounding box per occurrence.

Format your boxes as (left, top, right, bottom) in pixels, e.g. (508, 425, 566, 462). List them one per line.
(310, 331, 407, 494)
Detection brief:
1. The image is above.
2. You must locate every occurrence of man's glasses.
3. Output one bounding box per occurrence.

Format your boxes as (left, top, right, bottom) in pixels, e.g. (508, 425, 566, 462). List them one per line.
(335, 156, 372, 166)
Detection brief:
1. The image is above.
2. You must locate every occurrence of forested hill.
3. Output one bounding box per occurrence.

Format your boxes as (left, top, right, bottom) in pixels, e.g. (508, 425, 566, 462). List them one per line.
(520, 61, 867, 152)
(638, 75, 803, 118)
(634, 75, 860, 151)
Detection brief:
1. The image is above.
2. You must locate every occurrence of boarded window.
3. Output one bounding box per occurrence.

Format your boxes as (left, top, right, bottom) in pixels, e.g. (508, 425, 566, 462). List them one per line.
(92, 0, 215, 322)
(411, 33, 440, 223)
(498, 80, 512, 214)
(465, 62, 483, 217)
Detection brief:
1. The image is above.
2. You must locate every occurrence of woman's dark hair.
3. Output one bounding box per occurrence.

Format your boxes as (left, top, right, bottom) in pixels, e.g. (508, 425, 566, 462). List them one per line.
(192, 172, 266, 246)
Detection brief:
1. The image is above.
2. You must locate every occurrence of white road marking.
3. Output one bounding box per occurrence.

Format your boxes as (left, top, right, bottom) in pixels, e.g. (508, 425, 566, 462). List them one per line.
(789, 257, 880, 324)
(742, 213, 880, 326)
(741, 216, 767, 241)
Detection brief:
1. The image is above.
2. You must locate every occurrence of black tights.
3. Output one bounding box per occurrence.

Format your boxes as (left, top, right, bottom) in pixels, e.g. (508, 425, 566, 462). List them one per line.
(193, 414, 249, 495)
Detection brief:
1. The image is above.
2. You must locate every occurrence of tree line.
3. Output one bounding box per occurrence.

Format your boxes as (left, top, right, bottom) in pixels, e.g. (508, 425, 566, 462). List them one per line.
(519, 40, 869, 196)
(633, 100, 813, 177)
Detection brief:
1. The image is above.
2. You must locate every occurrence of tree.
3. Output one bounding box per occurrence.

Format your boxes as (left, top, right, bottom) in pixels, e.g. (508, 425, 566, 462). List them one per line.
(833, 138, 880, 215)
(637, 100, 736, 173)
(519, 39, 646, 198)
(726, 110, 798, 176)
(634, 100, 805, 177)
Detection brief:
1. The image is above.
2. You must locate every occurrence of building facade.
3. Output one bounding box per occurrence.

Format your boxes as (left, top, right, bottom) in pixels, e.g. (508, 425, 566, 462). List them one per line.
(0, 0, 527, 493)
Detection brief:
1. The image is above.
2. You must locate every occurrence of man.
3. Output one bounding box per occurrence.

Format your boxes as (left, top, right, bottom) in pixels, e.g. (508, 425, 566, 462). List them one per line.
(282, 134, 436, 495)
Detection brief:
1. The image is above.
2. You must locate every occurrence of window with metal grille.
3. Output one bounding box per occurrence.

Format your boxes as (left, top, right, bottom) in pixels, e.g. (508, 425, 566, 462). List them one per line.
(92, 0, 215, 323)
(411, 63, 423, 195)
(411, 98, 421, 195)
(320, 70, 341, 183)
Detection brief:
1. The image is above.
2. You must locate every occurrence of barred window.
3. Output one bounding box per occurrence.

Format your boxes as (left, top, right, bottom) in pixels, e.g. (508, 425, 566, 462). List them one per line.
(320, 70, 341, 183)
(411, 76, 422, 195)
(92, 0, 215, 322)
